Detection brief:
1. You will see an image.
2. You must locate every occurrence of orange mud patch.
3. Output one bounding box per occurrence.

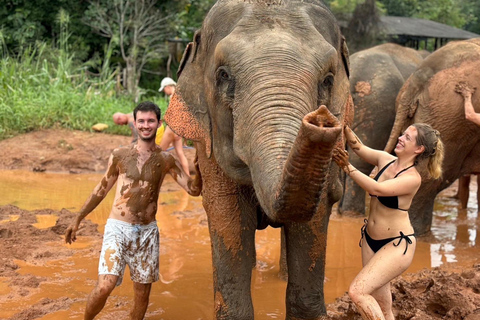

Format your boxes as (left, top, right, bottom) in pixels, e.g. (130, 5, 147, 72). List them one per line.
(0, 205, 101, 319)
(354, 81, 372, 97)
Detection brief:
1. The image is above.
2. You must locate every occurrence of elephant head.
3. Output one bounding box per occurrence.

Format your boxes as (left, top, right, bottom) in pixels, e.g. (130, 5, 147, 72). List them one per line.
(165, 0, 352, 224)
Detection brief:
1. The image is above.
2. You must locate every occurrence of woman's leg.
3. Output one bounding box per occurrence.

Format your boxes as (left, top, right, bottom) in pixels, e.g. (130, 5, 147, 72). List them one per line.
(371, 283, 394, 320)
(349, 236, 416, 320)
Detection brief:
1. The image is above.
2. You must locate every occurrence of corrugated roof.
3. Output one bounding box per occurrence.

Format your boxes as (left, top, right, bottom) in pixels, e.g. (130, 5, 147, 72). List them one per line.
(380, 16, 479, 39)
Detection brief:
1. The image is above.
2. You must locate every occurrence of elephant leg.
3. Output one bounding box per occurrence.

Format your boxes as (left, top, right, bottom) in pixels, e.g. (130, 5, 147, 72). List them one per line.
(410, 188, 438, 235)
(283, 209, 330, 319)
(458, 175, 471, 209)
(199, 153, 257, 319)
(279, 227, 288, 281)
(340, 175, 367, 216)
(476, 175, 480, 212)
(208, 218, 256, 320)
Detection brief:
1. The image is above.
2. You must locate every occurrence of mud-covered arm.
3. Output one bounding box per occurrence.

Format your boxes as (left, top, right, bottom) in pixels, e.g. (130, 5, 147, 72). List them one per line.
(333, 148, 420, 196)
(65, 154, 119, 244)
(464, 95, 480, 126)
(167, 153, 202, 196)
(344, 125, 391, 167)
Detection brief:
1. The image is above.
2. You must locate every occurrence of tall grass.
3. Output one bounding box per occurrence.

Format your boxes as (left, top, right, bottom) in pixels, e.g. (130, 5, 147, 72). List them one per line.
(0, 13, 168, 140)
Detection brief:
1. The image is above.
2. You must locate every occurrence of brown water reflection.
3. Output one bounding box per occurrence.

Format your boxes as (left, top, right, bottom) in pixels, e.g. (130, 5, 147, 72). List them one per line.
(0, 170, 478, 319)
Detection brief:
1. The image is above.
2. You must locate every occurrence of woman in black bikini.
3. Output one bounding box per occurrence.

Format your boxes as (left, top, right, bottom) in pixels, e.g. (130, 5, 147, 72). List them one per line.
(333, 123, 444, 320)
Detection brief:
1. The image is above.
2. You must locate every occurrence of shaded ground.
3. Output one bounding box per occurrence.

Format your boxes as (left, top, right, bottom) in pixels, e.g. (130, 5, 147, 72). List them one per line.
(0, 129, 479, 319)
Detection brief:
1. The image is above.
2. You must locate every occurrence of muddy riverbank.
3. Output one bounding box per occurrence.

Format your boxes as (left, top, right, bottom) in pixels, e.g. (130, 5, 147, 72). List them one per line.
(0, 130, 479, 319)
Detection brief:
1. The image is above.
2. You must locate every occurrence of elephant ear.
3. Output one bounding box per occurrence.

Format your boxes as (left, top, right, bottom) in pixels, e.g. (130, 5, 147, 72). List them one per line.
(164, 30, 213, 158)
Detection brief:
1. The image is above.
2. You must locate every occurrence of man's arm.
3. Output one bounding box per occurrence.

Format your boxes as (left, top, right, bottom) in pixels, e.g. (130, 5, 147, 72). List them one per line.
(167, 154, 202, 196)
(65, 154, 119, 244)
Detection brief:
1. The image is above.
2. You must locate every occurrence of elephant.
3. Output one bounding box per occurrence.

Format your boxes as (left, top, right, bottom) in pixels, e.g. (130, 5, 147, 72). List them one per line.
(339, 43, 424, 216)
(164, 0, 353, 318)
(384, 37, 480, 235)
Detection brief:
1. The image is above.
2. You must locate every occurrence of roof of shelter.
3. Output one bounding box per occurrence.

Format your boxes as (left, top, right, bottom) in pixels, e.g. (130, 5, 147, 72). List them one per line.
(380, 16, 480, 40)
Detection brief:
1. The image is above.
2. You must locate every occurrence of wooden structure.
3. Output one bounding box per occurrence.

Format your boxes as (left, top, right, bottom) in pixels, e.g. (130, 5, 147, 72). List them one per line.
(380, 16, 479, 50)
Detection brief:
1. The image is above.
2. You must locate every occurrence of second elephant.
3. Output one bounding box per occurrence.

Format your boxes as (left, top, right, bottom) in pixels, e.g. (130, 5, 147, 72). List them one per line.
(385, 38, 480, 235)
(339, 43, 424, 216)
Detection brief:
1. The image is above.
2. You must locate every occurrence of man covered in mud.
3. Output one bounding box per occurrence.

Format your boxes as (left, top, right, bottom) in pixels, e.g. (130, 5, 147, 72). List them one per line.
(65, 101, 201, 320)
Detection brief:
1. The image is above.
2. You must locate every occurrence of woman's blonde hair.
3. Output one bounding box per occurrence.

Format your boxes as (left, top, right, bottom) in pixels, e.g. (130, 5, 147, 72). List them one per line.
(412, 123, 444, 179)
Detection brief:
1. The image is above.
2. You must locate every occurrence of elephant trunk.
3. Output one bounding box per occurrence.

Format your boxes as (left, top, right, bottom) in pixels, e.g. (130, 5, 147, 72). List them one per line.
(384, 85, 415, 153)
(248, 106, 342, 223)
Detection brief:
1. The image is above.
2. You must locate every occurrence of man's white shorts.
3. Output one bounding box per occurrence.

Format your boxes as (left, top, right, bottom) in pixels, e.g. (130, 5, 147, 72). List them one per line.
(98, 219, 159, 286)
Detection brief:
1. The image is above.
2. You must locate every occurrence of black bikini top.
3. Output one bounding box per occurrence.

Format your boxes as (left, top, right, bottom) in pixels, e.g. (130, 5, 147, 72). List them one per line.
(370, 160, 415, 211)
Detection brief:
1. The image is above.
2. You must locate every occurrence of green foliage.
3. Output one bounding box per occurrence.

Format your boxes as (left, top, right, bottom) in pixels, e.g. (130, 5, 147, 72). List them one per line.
(462, 0, 480, 34)
(0, 40, 168, 140)
(378, 0, 418, 17)
(378, 0, 477, 30)
(328, 0, 385, 18)
(415, 0, 468, 28)
(175, 0, 216, 39)
(0, 0, 96, 58)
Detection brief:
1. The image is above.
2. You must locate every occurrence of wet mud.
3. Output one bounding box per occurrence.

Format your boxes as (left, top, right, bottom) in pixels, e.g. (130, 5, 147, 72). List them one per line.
(0, 129, 479, 319)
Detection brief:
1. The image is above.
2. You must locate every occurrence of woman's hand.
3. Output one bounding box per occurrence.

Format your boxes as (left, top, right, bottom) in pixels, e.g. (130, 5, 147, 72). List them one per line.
(332, 147, 350, 172)
(344, 126, 362, 151)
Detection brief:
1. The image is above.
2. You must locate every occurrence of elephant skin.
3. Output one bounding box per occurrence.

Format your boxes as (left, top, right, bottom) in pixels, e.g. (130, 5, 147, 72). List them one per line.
(164, 1, 353, 319)
(385, 38, 480, 235)
(339, 43, 424, 216)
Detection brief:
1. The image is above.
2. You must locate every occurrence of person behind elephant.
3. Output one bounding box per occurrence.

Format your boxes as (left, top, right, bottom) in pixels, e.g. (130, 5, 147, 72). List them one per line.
(65, 101, 202, 320)
(456, 81, 479, 125)
(158, 77, 191, 176)
(333, 123, 444, 320)
(112, 112, 138, 143)
(454, 81, 479, 209)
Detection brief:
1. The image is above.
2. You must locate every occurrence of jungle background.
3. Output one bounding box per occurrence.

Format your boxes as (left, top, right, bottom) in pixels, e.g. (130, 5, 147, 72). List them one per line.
(0, 0, 479, 140)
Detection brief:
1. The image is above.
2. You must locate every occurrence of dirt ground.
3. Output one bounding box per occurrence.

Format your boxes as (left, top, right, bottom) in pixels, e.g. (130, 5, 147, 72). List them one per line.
(1, 129, 480, 319)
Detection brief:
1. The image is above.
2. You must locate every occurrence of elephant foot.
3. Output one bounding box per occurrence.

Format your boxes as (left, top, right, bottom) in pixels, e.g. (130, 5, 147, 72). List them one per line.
(455, 81, 476, 98)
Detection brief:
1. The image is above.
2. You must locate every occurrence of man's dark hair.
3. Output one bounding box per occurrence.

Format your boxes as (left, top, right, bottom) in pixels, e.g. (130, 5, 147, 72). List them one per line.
(133, 101, 161, 121)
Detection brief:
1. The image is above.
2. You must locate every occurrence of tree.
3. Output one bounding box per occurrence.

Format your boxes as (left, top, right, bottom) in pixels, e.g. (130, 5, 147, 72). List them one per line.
(0, 0, 97, 58)
(344, 0, 383, 52)
(84, 0, 174, 99)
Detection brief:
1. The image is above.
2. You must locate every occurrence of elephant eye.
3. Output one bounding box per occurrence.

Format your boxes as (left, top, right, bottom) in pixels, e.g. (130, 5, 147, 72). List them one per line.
(216, 67, 232, 82)
(216, 66, 235, 99)
(322, 74, 334, 88)
(317, 73, 334, 107)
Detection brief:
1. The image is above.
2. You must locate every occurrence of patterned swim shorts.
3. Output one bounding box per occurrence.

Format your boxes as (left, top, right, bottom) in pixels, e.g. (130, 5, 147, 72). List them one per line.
(98, 219, 159, 286)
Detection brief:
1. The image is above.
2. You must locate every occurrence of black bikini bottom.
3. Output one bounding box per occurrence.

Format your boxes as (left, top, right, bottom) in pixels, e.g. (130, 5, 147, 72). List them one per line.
(360, 219, 415, 255)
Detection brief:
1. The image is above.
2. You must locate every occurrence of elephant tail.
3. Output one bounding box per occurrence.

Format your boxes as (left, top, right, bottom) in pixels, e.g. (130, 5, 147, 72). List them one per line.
(384, 82, 418, 153)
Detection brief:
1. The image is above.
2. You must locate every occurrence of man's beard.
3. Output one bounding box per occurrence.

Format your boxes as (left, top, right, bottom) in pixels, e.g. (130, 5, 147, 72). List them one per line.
(138, 132, 156, 142)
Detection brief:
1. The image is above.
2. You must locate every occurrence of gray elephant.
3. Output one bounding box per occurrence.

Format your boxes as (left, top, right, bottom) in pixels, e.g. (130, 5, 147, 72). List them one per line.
(164, 0, 353, 318)
(385, 38, 480, 235)
(339, 43, 424, 216)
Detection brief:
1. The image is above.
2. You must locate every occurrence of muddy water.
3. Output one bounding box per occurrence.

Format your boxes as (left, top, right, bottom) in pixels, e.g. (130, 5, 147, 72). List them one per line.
(0, 170, 479, 319)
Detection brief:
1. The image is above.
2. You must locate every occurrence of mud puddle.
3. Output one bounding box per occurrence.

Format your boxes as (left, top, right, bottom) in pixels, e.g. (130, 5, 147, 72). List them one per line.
(0, 170, 478, 319)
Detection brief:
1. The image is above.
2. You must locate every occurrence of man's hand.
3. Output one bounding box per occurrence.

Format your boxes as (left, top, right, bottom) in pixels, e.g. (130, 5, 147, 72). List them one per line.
(65, 224, 78, 244)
